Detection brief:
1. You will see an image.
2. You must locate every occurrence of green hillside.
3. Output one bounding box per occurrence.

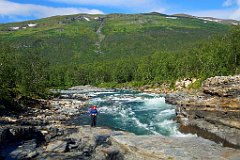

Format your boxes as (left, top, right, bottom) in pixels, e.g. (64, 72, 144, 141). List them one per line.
(0, 13, 229, 64)
(1, 13, 240, 109)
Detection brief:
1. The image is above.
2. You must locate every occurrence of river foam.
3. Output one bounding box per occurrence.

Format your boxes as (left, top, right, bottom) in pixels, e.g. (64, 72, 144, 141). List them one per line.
(67, 90, 193, 137)
(63, 90, 192, 137)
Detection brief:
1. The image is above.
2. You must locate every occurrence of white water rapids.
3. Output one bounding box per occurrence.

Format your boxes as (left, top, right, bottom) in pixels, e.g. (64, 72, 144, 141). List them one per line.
(70, 90, 194, 137)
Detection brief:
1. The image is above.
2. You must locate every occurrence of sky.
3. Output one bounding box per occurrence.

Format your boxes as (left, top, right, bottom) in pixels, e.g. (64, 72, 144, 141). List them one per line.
(0, 0, 240, 23)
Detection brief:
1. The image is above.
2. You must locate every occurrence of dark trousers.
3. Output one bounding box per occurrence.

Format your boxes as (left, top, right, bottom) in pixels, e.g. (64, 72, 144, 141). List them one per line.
(91, 115, 97, 127)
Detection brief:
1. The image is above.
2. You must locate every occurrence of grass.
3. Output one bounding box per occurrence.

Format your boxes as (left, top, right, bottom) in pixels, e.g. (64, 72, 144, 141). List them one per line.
(0, 13, 230, 71)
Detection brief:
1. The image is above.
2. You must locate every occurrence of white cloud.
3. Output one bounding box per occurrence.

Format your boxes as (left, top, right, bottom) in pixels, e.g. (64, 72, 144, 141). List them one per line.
(0, 0, 103, 20)
(191, 9, 234, 19)
(48, 0, 167, 14)
(223, 0, 233, 7)
(190, 9, 240, 20)
(230, 8, 240, 19)
(49, 0, 155, 8)
(190, 0, 240, 20)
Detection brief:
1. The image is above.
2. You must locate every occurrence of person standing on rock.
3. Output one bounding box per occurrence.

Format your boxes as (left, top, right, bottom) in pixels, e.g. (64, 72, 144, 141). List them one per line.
(89, 105, 98, 127)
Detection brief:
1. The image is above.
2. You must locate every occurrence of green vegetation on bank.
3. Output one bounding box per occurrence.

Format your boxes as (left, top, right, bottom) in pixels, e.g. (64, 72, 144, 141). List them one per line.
(0, 13, 239, 111)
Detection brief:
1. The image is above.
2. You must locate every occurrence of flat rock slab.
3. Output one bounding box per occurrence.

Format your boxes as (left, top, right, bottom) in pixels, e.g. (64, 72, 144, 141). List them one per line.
(1, 139, 38, 159)
(111, 135, 240, 160)
(46, 140, 67, 153)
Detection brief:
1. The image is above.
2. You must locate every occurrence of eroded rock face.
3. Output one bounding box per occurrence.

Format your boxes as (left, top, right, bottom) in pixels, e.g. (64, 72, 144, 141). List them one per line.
(202, 75, 240, 97)
(166, 75, 240, 148)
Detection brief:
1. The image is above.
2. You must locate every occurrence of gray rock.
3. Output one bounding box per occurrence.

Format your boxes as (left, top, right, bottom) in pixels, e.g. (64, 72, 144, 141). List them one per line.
(111, 135, 240, 160)
(46, 140, 68, 153)
(202, 75, 240, 97)
(104, 146, 124, 160)
(95, 134, 111, 146)
(179, 119, 240, 148)
(26, 151, 39, 159)
(166, 75, 240, 148)
(39, 152, 84, 160)
(0, 126, 45, 145)
(8, 139, 37, 160)
(165, 92, 188, 105)
(94, 146, 124, 160)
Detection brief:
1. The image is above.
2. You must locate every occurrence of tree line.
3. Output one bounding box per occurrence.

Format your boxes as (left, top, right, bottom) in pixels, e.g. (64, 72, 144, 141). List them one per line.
(52, 26, 240, 87)
(0, 26, 239, 111)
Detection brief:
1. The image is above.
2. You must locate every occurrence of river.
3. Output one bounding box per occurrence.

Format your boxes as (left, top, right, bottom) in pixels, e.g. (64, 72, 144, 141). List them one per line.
(68, 90, 192, 137)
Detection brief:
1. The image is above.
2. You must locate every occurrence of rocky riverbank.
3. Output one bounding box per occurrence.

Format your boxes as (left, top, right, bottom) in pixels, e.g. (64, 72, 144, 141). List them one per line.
(1, 84, 240, 160)
(166, 75, 240, 148)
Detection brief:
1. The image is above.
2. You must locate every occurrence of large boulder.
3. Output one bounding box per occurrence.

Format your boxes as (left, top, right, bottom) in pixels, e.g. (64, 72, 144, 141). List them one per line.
(202, 75, 240, 97)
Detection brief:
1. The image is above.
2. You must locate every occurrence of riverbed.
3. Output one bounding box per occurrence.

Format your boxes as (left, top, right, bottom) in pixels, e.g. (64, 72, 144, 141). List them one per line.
(1, 86, 239, 160)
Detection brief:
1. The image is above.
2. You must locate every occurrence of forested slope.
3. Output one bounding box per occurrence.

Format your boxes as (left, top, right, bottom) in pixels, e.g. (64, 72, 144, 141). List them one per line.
(0, 13, 239, 110)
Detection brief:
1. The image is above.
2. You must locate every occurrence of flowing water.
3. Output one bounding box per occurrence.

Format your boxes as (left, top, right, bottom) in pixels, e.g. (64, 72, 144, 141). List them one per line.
(70, 90, 190, 137)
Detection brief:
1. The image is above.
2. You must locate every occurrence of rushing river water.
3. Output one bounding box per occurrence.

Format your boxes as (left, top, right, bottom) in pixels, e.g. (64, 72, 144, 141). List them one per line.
(70, 90, 189, 137)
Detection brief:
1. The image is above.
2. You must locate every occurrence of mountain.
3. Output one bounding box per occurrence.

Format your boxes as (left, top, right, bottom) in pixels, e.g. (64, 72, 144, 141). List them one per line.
(1, 13, 239, 91)
(173, 13, 240, 25)
(0, 13, 231, 65)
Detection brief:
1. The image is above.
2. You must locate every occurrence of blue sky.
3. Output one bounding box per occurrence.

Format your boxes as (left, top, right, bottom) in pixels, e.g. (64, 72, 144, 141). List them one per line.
(0, 0, 240, 23)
